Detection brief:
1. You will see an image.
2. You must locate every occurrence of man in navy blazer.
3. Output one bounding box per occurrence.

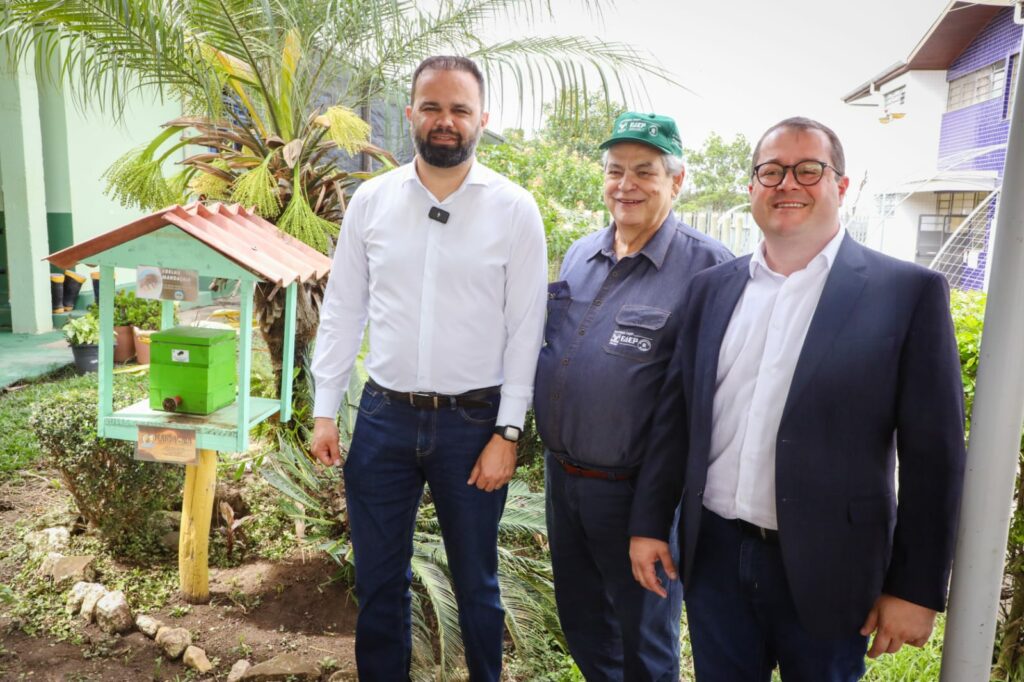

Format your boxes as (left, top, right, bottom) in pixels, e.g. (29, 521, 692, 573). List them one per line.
(628, 117, 966, 681)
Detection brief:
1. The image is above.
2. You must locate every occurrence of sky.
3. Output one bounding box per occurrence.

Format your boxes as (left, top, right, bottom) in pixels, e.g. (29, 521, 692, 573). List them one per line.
(484, 0, 953, 182)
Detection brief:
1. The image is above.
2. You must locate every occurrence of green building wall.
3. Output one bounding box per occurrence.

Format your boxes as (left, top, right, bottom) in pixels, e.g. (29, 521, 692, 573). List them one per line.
(0, 42, 180, 333)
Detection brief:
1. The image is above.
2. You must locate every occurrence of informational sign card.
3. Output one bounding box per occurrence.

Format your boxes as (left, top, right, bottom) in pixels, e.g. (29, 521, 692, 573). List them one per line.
(136, 266, 199, 302)
(136, 426, 197, 465)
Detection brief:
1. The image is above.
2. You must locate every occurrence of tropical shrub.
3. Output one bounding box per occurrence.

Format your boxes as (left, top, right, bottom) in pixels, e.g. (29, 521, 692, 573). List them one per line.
(61, 312, 103, 346)
(29, 373, 183, 558)
(478, 134, 606, 275)
(109, 289, 172, 330)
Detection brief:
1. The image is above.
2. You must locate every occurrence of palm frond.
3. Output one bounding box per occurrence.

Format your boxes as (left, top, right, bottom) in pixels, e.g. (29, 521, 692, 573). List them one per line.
(1, 0, 211, 118)
(101, 125, 187, 210)
(316, 105, 372, 156)
(411, 533, 466, 680)
(277, 179, 338, 253)
(232, 152, 282, 218)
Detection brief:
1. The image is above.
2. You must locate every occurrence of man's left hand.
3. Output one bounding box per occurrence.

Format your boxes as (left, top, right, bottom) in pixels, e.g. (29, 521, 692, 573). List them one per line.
(467, 435, 516, 492)
(860, 594, 937, 658)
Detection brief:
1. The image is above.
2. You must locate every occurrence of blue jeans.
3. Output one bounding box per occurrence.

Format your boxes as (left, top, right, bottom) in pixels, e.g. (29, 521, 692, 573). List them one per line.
(344, 383, 507, 681)
(545, 451, 682, 681)
(685, 509, 868, 681)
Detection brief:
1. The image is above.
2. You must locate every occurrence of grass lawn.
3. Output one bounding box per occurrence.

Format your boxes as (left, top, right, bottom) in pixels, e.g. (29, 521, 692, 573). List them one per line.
(0, 366, 78, 482)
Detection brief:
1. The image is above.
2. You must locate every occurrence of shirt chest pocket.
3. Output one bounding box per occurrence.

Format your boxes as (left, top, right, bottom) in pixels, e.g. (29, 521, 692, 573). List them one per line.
(545, 280, 572, 344)
(603, 304, 670, 361)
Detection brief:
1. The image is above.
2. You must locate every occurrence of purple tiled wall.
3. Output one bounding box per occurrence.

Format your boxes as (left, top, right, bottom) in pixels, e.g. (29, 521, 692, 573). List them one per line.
(937, 7, 1022, 175)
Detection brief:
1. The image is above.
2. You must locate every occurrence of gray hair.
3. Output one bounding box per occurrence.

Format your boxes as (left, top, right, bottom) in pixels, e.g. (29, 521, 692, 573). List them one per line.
(602, 149, 685, 176)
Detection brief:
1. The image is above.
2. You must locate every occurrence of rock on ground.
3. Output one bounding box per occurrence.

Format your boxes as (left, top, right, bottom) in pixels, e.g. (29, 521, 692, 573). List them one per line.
(184, 645, 214, 673)
(240, 653, 320, 681)
(155, 626, 192, 660)
(79, 584, 109, 623)
(65, 581, 103, 615)
(135, 614, 163, 638)
(41, 555, 96, 587)
(227, 659, 251, 682)
(95, 590, 133, 634)
(24, 527, 70, 556)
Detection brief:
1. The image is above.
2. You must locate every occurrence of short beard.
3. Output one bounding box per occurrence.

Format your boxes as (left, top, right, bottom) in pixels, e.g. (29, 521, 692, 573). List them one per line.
(414, 130, 478, 168)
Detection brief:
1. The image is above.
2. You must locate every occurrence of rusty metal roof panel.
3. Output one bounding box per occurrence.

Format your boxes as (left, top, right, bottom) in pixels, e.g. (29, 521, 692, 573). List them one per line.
(46, 202, 333, 286)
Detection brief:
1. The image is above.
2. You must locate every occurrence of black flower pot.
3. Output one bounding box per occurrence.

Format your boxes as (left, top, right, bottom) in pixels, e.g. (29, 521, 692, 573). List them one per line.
(70, 343, 99, 374)
(69, 343, 117, 374)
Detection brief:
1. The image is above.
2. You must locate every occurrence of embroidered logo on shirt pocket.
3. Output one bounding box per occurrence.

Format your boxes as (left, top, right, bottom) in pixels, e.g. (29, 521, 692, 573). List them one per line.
(604, 304, 670, 361)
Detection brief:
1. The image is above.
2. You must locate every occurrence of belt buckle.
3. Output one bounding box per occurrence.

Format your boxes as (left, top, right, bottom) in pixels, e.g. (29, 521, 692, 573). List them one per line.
(409, 392, 438, 409)
(758, 526, 768, 541)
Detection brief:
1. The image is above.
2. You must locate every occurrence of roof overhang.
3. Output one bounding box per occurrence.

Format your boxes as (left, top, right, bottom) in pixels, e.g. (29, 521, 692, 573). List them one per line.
(888, 169, 1000, 193)
(843, 1, 1014, 104)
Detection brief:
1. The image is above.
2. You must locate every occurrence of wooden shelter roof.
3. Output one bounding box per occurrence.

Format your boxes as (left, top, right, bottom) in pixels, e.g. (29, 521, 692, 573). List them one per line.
(46, 202, 332, 286)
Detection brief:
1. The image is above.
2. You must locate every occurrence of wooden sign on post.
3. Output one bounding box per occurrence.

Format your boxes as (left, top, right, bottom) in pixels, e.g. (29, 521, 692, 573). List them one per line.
(136, 426, 198, 465)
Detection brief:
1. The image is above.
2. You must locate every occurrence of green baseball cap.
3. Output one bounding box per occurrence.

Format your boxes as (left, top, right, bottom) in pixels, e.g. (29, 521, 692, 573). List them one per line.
(599, 112, 683, 157)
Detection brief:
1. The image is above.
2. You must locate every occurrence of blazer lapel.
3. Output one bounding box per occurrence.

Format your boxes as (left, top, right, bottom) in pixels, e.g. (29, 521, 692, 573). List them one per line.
(693, 257, 750, 425)
(780, 235, 869, 423)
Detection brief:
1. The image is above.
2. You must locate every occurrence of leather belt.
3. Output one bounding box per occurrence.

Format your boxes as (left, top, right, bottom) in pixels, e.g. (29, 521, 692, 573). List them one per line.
(736, 518, 780, 544)
(366, 378, 499, 410)
(554, 455, 635, 481)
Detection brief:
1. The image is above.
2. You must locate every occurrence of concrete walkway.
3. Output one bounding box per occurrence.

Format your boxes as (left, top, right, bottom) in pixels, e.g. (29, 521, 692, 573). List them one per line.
(0, 331, 72, 388)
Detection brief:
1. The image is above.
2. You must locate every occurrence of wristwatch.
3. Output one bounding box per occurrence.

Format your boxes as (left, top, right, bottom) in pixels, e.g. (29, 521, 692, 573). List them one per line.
(494, 425, 522, 442)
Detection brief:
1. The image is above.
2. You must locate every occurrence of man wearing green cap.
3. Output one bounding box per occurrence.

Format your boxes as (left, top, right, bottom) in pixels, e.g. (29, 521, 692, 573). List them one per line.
(534, 112, 732, 680)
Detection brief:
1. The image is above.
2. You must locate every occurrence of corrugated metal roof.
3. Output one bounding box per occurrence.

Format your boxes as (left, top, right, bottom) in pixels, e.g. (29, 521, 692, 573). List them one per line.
(46, 202, 332, 286)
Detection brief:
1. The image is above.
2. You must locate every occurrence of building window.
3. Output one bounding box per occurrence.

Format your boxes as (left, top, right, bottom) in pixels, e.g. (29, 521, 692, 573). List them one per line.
(884, 87, 906, 111)
(916, 192, 989, 266)
(1007, 53, 1019, 119)
(947, 60, 1006, 111)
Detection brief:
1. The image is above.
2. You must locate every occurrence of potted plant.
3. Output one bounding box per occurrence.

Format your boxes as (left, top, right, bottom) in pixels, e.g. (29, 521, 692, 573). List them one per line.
(63, 312, 114, 374)
(122, 292, 175, 365)
(111, 289, 137, 362)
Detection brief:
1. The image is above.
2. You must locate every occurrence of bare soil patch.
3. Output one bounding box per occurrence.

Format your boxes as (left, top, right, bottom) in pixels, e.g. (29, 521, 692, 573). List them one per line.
(0, 472, 359, 681)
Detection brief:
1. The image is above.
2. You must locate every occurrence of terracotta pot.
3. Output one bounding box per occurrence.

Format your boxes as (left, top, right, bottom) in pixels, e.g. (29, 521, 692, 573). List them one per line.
(114, 325, 135, 362)
(133, 327, 155, 365)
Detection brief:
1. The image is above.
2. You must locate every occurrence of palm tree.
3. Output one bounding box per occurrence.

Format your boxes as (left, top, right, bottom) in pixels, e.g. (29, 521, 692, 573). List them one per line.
(2, 0, 670, 385)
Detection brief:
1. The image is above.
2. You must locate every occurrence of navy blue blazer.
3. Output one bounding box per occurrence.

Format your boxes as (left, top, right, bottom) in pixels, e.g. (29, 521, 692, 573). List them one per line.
(629, 235, 967, 637)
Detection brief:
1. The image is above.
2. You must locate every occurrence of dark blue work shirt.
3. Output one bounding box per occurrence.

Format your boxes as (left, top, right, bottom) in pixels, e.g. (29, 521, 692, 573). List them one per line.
(534, 213, 733, 471)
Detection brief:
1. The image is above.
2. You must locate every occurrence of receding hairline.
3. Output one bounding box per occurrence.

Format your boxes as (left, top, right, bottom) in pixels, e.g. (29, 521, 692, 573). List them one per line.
(410, 55, 485, 104)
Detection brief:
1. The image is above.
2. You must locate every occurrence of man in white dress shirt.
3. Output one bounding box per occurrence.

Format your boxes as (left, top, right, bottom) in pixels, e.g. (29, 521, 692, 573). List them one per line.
(310, 55, 547, 681)
(629, 117, 965, 680)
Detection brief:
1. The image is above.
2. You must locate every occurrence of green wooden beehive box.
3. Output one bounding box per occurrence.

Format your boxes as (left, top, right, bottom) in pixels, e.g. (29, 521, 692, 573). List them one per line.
(150, 326, 237, 415)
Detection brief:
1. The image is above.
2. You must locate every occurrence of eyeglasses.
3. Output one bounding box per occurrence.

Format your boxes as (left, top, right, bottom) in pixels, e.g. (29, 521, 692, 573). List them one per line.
(752, 160, 843, 187)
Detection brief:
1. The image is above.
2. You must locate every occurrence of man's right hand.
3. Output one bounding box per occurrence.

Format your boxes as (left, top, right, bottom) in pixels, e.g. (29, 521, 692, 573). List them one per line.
(630, 536, 677, 598)
(311, 417, 343, 466)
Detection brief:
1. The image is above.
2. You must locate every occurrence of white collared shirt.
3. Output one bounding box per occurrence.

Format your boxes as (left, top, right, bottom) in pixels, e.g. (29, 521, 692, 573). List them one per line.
(704, 227, 846, 529)
(311, 159, 547, 428)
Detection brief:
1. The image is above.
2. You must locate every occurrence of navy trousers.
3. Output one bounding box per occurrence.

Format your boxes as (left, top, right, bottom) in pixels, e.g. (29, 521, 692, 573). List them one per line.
(344, 383, 507, 681)
(545, 451, 683, 681)
(685, 509, 869, 681)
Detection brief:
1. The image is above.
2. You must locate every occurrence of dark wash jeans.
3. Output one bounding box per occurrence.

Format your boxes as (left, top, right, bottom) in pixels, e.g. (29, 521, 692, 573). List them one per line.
(685, 509, 868, 682)
(343, 383, 507, 681)
(545, 451, 683, 681)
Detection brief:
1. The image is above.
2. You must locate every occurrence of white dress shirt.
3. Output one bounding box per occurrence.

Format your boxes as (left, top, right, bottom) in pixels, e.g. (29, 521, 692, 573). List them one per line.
(311, 159, 547, 429)
(704, 227, 846, 529)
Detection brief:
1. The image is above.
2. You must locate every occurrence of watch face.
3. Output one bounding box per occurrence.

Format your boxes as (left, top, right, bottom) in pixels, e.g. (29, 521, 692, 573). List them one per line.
(498, 425, 521, 442)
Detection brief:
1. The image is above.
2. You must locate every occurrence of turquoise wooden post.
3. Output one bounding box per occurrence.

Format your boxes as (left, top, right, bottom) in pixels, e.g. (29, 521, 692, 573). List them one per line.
(235, 278, 254, 452)
(160, 299, 174, 330)
(97, 265, 115, 435)
(279, 282, 297, 423)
